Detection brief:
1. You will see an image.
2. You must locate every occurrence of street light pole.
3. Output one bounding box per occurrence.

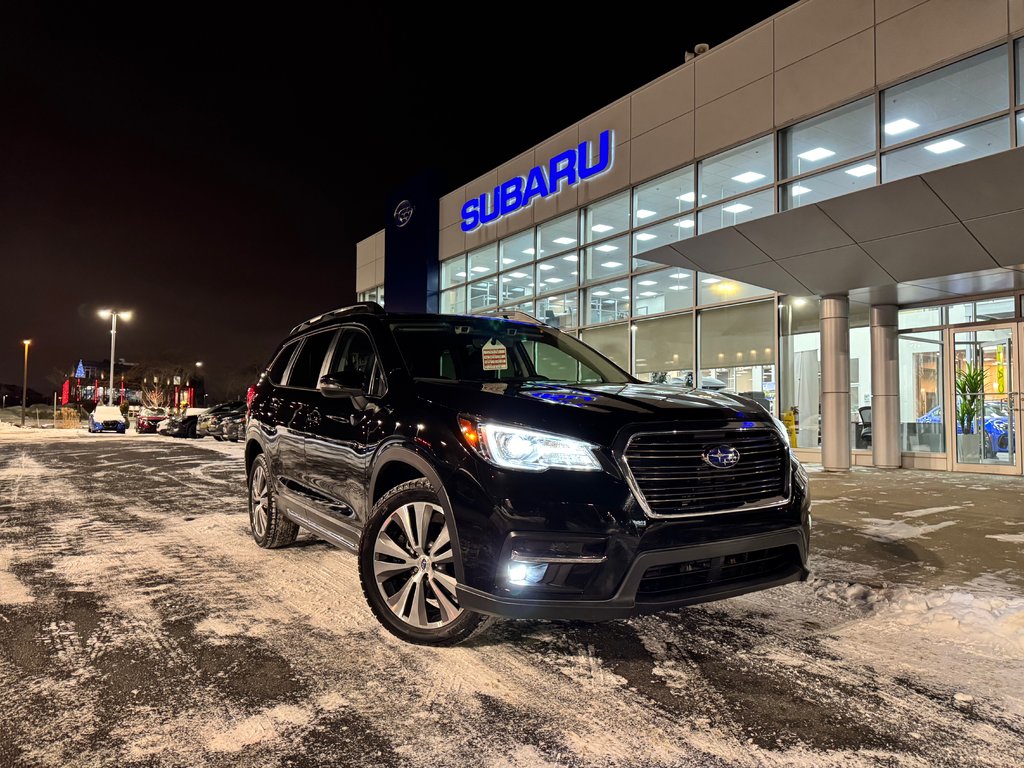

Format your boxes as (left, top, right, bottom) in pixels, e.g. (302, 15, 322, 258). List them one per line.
(21, 339, 30, 427)
(98, 309, 132, 406)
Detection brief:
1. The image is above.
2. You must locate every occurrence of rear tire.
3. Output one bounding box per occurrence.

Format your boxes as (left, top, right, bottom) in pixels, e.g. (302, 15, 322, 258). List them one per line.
(359, 478, 494, 646)
(247, 454, 299, 549)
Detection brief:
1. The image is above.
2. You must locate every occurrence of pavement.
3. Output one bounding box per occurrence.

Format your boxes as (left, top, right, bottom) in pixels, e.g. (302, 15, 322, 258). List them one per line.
(1, 432, 1022, 767)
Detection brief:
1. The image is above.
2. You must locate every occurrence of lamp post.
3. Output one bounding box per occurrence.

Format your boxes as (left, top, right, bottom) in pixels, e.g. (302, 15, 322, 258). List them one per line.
(98, 309, 132, 406)
(21, 340, 30, 427)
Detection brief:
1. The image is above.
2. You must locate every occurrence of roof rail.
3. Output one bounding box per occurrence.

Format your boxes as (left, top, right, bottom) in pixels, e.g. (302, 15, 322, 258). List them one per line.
(290, 302, 384, 335)
(473, 309, 546, 326)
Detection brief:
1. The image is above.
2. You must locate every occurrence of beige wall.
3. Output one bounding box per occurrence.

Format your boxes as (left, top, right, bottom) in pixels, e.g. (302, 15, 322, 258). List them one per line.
(355, 231, 385, 293)
(436, 0, 1017, 256)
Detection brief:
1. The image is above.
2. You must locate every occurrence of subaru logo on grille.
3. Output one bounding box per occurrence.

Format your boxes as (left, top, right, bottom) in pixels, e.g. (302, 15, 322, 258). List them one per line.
(703, 445, 740, 469)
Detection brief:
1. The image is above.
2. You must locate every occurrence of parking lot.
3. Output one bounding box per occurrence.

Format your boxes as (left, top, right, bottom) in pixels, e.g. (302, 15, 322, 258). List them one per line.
(1, 432, 1022, 767)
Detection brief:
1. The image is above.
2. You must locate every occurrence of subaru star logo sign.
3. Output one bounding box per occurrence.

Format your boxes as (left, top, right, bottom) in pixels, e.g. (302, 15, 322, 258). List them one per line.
(703, 445, 741, 469)
(393, 199, 415, 228)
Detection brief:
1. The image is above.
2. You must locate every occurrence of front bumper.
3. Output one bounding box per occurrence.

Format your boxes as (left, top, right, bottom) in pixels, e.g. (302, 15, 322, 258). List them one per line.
(456, 526, 808, 620)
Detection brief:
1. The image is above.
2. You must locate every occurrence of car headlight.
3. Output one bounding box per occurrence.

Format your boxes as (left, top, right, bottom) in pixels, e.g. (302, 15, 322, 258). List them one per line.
(458, 417, 601, 472)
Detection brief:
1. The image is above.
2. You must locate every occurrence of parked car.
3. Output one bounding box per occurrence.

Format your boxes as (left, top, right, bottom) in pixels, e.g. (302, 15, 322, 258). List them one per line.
(221, 413, 246, 442)
(197, 401, 245, 440)
(159, 407, 208, 439)
(917, 402, 1011, 453)
(136, 407, 169, 434)
(89, 405, 127, 434)
(244, 304, 810, 646)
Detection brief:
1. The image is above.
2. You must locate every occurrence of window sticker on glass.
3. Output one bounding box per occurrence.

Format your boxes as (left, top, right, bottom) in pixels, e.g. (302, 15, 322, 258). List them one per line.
(482, 340, 508, 371)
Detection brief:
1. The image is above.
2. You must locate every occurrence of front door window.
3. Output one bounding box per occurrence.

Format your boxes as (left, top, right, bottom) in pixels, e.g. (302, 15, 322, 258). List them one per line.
(951, 328, 1016, 469)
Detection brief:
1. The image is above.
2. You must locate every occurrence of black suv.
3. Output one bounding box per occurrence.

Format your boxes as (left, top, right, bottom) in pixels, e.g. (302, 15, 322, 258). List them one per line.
(245, 303, 810, 645)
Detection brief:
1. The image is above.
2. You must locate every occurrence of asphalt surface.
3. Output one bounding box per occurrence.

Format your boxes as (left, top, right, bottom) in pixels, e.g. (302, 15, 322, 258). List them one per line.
(1, 435, 1022, 767)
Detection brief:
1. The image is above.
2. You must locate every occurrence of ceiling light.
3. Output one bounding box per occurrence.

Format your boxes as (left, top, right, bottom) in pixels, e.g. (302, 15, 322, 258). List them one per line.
(470, 266, 489, 273)
(639, 291, 658, 297)
(562, 254, 578, 262)
(731, 171, 766, 184)
(668, 285, 689, 291)
(797, 147, 835, 162)
(702, 277, 721, 284)
(925, 138, 965, 154)
(722, 203, 752, 214)
(609, 287, 627, 293)
(552, 237, 576, 245)
(635, 209, 657, 219)
(794, 298, 808, 307)
(508, 272, 528, 279)
(884, 118, 919, 135)
(677, 192, 696, 203)
(595, 244, 619, 253)
(670, 272, 688, 279)
(845, 163, 876, 178)
(538, 263, 554, 271)
(674, 219, 695, 229)
(501, 257, 515, 264)
(635, 233, 657, 241)
(790, 185, 812, 196)
(593, 291, 609, 297)
(545, 277, 563, 284)
(591, 224, 613, 233)
(601, 261, 623, 268)
(522, 248, 535, 255)
(638, 280, 658, 286)
(455, 271, 467, 278)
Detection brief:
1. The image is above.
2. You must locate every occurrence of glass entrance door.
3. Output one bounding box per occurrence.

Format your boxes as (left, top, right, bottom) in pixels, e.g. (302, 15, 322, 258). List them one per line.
(946, 325, 1020, 474)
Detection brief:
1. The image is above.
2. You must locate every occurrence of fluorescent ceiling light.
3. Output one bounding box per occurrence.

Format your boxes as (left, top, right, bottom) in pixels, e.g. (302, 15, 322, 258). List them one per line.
(670, 272, 688, 279)
(845, 163, 876, 178)
(925, 138, 965, 154)
(592, 291, 609, 297)
(455, 271, 467, 278)
(591, 224, 613, 233)
(522, 248, 535, 255)
(790, 185, 812, 196)
(635, 233, 657, 241)
(797, 147, 835, 162)
(638, 280, 658, 286)
(609, 287, 627, 293)
(668, 285, 689, 291)
(722, 203, 752, 214)
(552, 237, 576, 245)
(731, 171, 765, 184)
(508, 272, 528, 279)
(595, 244, 619, 253)
(538, 264, 554, 271)
(570, 270, 578, 275)
(562, 254, 578, 262)
(639, 291, 658, 297)
(674, 219, 695, 229)
(600, 261, 623, 268)
(545, 277, 563, 284)
(635, 209, 657, 219)
(676, 192, 696, 203)
(884, 118, 919, 135)
(470, 266, 490, 273)
(701, 277, 721, 284)
(501, 257, 515, 265)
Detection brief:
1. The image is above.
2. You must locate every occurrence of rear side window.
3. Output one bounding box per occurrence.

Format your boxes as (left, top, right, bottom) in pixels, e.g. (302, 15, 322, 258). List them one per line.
(267, 341, 297, 384)
(286, 331, 337, 389)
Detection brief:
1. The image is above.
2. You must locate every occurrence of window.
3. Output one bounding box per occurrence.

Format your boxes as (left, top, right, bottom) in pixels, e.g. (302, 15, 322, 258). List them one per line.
(882, 117, 1009, 182)
(582, 235, 629, 283)
(536, 292, 579, 329)
(441, 256, 467, 289)
(780, 160, 876, 210)
(468, 278, 498, 312)
(780, 97, 875, 179)
(500, 229, 535, 269)
(267, 341, 298, 384)
(502, 299, 535, 316)
(699, 301, 776, 411)
(467, 244, 498, 278)
(1016, 38, 1024, 105)
(328, 329, 383, 396)
(882, 46, 1007, 147)
(634, 313, 693, 385)
(536, 253, 578, 294)
(632, 267, 694, 316)
(440, 286, 466, 315)
(697, 189, 774, 234)
(584, 278, 630, 324)
(899, 306, 943, 330)
(698, 135, 773, 203)
(633, 166, 695, 223)
(580, 323, 630, 370)
(499, 267, 535, 304)
(899, 331, 945, 453)
(697, 273, 773, 305)
(632, 215, 695, 266)
(584, 192, 631, 243)
(779, 297, 820, 448)
(525, 342, 600, 382)
(537, 211, 579, 257)
(286, 331, 337, 389)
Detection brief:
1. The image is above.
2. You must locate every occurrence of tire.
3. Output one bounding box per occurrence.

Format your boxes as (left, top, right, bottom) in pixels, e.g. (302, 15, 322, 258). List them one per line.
(213, 436, 223, 442)
(187, 422, 197, 439)
(247, 453, 299, 549)
(359, 478, 493, 646)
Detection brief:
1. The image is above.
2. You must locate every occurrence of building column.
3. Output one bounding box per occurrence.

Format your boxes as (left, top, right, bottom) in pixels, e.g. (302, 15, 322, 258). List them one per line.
(820, 296, 851, 471)
(870, 305, 901, 468)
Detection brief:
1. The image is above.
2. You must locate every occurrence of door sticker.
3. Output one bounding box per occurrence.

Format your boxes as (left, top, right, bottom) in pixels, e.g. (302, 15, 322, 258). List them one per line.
(482, 340, 508, 371)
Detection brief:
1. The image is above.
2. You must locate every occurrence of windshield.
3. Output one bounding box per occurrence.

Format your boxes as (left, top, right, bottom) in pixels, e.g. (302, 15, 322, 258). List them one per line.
(389, 317, 631, 385)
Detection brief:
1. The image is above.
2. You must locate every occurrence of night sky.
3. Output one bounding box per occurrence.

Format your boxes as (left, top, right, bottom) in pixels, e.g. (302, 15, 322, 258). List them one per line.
(0, 4, 793, 396)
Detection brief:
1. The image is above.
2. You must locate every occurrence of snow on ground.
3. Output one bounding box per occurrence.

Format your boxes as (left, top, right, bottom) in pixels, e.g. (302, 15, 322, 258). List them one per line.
(0, 436, 1022, 767)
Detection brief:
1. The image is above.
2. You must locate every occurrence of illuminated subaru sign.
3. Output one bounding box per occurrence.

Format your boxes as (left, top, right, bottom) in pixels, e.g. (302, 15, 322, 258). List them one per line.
(461, 130, 614, 233)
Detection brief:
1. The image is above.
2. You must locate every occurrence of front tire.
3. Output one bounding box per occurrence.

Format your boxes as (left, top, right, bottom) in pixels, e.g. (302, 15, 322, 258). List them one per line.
(359, 478, 492, 646)
(247, 454, 299, 549)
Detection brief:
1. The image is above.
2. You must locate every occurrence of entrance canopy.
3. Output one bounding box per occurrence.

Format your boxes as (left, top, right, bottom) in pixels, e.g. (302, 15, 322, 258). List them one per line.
(644, 148, 1024, 304)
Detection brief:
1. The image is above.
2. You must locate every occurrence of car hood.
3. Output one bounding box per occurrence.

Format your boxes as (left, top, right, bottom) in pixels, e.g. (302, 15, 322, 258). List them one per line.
(412, 380, 772, 446)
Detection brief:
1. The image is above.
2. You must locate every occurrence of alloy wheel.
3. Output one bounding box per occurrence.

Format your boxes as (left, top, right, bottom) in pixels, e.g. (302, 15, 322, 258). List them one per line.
(250, 464, 269, 538)
(372, 501, 462, 629)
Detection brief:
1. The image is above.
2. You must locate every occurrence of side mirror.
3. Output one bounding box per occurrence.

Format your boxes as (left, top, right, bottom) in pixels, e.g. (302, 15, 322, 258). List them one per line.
(318, 371, 366, 399)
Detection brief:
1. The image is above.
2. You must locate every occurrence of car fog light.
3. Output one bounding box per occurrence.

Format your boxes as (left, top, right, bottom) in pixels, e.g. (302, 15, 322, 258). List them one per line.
(507, 562, 548, 586)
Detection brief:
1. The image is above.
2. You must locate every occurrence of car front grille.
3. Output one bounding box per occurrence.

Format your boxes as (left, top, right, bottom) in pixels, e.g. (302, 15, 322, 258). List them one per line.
(101, 421, 121, 428)
(637, 545, 800, 601)
(622, 427, 789, 517)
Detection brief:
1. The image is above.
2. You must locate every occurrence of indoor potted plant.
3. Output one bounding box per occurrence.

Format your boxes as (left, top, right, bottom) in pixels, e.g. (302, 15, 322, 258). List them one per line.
(955, 362, 985, 463)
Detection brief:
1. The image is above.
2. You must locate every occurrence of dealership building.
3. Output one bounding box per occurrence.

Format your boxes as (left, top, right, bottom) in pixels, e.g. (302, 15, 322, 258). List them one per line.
(356, 0, 1024, 476)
